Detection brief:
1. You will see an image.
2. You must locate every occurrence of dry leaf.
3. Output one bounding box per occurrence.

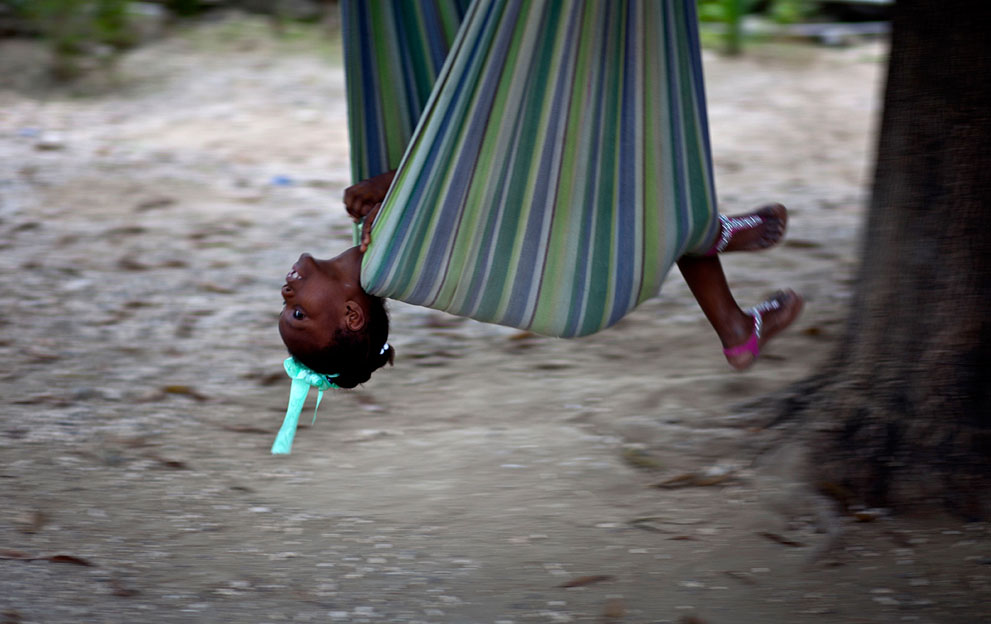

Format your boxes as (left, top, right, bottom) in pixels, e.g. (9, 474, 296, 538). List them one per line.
(757, 531, 806, 547)
(145, 454, 189, 470)
(219, 424, 271, 435)
(628, 518, 671, 534)
(103, 225, 147, 238)
(135, 197, 176, 211)
(854, 509, 885, 522)
(534, 360, 571, 371)
(2, 609, 23, 623)
(47, 554, 94, 566)
(654, 472, 733, 489)
(784, 239, 822, 249)
(12, 393, 59, 405)
(114, 436, 155, 449)
(693, 474, 732, 486)
(161, 385, 209, 401)
(621, 448, 663, 471)
(197, 282, 236, 294)
(654, 473, 697, 488)
(117, 256, 151, 271)
(508, 331, 538, 341)
(558, 575, 613, 588)
(723, 570, 757, 585)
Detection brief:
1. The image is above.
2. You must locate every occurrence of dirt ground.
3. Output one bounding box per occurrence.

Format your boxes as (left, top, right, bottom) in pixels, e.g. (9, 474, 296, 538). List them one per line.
(1, 15, 988, 624)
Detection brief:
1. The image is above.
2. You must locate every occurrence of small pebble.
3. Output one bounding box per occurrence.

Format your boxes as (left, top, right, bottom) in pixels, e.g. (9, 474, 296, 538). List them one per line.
(35, 133, 66, 150)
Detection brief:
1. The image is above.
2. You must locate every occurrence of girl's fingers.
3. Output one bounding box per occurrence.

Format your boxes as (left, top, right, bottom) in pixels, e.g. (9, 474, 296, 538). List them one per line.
(359, 202, 382, 252)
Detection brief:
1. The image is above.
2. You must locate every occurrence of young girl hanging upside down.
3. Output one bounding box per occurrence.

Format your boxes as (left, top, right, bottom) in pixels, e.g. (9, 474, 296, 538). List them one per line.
(270, 1, 804, 454)
(279, 174, 803, 389)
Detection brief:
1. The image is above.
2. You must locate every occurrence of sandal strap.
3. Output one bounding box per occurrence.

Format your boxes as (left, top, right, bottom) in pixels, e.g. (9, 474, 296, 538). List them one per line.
(723, 310, 760, 359)
(707, 213, 765, 256)
(722, 295, 781, 359)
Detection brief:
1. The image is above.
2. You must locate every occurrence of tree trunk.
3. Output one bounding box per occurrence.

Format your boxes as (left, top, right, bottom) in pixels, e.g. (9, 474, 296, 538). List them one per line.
(798, 1, 991, 519)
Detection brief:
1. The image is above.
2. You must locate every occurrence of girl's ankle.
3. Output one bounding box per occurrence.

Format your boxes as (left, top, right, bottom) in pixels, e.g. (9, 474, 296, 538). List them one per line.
(719, 309, 755, 348)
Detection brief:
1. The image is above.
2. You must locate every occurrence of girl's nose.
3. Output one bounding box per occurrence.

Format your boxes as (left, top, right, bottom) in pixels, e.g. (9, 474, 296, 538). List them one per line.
(282, 284, 293, 297)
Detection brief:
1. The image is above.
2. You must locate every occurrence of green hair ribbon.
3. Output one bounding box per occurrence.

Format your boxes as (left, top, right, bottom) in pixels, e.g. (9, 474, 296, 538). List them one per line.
(271, 357, 338, 455)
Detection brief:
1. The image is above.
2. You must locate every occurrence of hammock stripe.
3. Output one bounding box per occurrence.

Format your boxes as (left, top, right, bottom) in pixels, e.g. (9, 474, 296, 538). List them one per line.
(354, 0, 718, 337)
(342, 0, 472, 182)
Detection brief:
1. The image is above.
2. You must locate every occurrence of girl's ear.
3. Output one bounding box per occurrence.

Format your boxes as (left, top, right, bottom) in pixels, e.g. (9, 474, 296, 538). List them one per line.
(343, 300, 366, 332)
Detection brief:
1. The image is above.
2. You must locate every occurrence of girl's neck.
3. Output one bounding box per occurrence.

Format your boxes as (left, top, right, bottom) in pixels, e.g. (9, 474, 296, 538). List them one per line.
(331, 245, 365, 290)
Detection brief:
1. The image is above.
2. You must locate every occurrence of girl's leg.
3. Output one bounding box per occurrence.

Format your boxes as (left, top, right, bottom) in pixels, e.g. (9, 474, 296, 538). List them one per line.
(677, 254, 803, 369)
(677, 254, 752, 348)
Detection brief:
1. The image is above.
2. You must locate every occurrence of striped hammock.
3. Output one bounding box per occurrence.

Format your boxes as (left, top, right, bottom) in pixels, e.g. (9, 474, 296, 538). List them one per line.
(344, 0, 718, 338)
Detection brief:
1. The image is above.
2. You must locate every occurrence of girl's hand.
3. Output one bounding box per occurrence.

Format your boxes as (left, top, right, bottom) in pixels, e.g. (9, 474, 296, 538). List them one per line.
(359, 203, 382, 253)
(343, 170, 396, 222)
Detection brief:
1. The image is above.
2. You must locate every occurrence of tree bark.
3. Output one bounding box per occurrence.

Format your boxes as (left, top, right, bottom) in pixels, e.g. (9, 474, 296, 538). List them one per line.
(798, 1, 991, 519)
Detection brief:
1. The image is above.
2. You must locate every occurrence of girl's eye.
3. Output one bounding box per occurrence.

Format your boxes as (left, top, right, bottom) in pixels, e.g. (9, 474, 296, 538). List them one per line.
(292, 308, 305, 320)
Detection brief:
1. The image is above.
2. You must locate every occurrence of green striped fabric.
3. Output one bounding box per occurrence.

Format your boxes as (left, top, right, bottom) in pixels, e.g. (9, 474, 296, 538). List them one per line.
(357, 0, 718, 337)
(342, 0, 472, 182)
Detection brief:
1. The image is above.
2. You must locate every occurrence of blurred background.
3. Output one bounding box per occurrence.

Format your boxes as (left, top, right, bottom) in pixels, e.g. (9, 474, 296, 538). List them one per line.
(2, 2, 987, 623)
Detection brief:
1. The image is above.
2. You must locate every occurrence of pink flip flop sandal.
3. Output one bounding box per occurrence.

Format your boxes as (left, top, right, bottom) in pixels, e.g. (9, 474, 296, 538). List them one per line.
(705, 204, 787, 256)
(706, 214, 765, 256)
(723, 291, 803, 370)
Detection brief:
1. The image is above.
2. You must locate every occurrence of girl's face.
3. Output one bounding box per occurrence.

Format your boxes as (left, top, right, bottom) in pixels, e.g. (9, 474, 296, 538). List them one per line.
(279, 252, 366, 357)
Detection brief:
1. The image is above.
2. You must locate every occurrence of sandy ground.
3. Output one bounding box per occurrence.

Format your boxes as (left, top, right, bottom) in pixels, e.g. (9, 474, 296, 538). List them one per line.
(1, 15, 988, 624)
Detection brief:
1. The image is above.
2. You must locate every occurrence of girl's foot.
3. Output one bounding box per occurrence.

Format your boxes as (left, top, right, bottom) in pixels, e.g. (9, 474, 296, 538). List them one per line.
(723, 289, 804, 370)
(707, 203, 788, 255)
